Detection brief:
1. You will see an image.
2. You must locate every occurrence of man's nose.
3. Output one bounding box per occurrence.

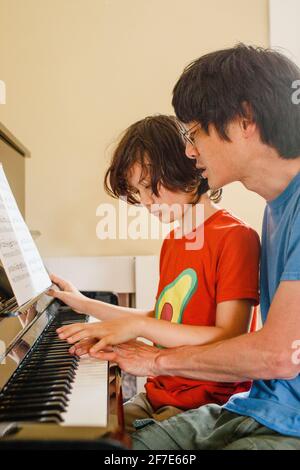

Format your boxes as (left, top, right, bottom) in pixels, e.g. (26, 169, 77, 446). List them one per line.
(185, 141, 199, 159)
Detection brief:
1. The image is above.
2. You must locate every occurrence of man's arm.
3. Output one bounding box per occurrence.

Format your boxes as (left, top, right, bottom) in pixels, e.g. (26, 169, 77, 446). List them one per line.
(93, 281, 300, 381)
(154, 280, 300, 381)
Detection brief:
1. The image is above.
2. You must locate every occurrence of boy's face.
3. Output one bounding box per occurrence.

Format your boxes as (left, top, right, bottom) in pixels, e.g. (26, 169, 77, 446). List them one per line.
(183, 120, 249, 190)
(127, 162, 196, 224)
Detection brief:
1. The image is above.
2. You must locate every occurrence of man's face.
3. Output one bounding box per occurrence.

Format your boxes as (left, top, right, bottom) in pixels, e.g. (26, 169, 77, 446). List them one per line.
(183, 121, 246, 190)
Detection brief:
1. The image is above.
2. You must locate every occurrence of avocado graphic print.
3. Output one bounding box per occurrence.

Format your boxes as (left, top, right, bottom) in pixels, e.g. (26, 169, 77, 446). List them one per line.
(155, 268, 198, 325)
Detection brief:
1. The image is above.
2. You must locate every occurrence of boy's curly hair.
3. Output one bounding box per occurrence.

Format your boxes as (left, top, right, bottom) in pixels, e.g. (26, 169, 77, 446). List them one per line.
(104, 115, 222, 205)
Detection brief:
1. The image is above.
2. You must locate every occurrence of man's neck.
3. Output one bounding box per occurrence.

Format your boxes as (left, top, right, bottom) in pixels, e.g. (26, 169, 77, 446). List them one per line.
(240, 153, 300, 202)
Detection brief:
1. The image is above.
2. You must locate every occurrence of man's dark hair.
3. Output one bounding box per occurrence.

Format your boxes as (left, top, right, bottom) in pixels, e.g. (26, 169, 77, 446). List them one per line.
(104, 115, 222, 204)
(172, 43, 300, 158)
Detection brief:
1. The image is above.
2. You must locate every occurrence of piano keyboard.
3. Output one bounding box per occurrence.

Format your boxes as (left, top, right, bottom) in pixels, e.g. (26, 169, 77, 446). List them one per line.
(0, 310, 108, 427)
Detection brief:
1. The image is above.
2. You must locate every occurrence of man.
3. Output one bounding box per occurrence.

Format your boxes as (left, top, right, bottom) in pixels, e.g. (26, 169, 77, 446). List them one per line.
(94, 44, 300, 450)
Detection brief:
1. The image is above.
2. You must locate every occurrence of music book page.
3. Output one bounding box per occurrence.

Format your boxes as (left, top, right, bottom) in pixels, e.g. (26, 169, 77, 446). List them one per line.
(0, 164, 51, 307)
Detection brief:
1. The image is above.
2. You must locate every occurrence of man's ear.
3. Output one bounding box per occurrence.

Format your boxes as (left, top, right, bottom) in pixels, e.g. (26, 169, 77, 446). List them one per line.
(240, 102, 256, 138)
(240, 118, 257, 138)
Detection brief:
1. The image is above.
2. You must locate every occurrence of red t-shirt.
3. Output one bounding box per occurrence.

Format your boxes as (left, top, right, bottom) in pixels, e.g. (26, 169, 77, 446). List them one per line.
(145, 209, 260, 411)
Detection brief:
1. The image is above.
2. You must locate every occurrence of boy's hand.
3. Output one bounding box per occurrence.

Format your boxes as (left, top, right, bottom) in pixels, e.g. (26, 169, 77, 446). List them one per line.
(69, 338, 98, 356)
(47, 274, 88, 314)
(57, 316, 142, 351)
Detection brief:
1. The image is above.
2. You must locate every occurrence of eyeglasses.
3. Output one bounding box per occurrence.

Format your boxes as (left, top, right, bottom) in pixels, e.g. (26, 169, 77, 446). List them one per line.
(176, 121, 200, 146)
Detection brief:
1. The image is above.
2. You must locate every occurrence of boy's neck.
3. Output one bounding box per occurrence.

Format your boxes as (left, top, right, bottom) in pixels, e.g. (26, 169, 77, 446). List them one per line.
(177, 194, 220, 236)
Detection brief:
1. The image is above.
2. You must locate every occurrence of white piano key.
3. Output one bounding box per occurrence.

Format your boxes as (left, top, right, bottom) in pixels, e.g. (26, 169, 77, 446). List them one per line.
(61, 316, 108, 427)
(61, 355, 108, 427)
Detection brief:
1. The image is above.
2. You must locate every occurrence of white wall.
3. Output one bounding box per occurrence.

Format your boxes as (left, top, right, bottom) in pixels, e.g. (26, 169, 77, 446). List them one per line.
(270, 0, 300, 65)
(0, 0, 269, 257)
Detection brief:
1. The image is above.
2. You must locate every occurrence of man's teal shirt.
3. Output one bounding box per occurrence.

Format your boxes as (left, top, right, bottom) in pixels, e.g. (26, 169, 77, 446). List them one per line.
(225, 172, 300, 437)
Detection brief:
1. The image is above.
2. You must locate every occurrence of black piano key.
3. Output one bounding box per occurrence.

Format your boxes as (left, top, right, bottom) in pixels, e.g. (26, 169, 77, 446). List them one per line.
(38, 417, 62, 424)
(37, 340, 71, 346)
(30, 348, 74, 356)
(28, 353, 74, 361)
(14, 372, 75, 383)
(0, 400, 66, 413)
(17, 369, 76, 381)
(11, 375, 72, 385)
(37, 339, 71, 344)
(27, 359, 78, 366)
(29, 349, 71, 355)
(41, 336, 67, 341)
(10, 377, 74, 386)
(44, 345, 72, 348)
(32, 340, 71, 346)
(1, 401, 66, 413)
(2, 384, 72, 395)
(32, 345, 72, 351)
(32, 350, 72, 356)
(36, 336, 70, 341)
(57, 314, 87, 319)
(17, 366, 76, 376)
(22, 361, 78, 370)
(25, 362, 77, 370)
(30, 351, 73, 358)
(11, 377, 73, 387)
(0, 395, 69, 407)
(0, 410, 63, 423)
(42, 330, 63, 335)
(32, 342, 70, 347)
(1, 391, 69, 404)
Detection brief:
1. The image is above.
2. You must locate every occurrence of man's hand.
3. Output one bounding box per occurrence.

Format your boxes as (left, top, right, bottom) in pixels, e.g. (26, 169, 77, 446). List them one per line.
(90, 340, 162, 377)
(47, 274, 89, 314)
(57, 315, 143, 351)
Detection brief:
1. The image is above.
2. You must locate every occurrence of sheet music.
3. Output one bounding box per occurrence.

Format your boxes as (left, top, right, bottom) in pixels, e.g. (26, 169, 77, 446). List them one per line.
(0, 164, 51, 307)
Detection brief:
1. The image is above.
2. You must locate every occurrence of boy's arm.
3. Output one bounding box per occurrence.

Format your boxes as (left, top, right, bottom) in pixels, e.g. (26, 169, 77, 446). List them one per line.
(57, 298, 252, 351)
(84, 299, 154, 321)
(134, 298, 252, 347)
(48, 274, 154, 320)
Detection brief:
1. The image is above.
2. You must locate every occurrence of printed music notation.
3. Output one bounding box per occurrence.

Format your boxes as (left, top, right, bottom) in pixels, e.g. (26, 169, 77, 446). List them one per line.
(0, 164, 51, 307)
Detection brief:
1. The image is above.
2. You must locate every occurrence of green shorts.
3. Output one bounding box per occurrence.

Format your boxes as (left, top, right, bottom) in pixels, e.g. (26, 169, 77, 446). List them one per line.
(132, 403, 300, 450)
(124, 392, 183, 434)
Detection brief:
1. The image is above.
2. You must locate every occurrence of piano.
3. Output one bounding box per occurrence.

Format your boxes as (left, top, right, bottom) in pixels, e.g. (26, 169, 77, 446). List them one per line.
(0, 122, 127, 449)
(0, 281, 127, 449)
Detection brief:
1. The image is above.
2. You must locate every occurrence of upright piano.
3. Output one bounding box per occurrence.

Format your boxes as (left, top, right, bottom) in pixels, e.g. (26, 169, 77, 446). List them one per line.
(0, 276, 127, 449)
(0, 122, 127, 449)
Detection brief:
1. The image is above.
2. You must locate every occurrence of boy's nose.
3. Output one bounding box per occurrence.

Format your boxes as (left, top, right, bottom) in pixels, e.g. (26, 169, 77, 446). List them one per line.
(140, 193, 154, 206)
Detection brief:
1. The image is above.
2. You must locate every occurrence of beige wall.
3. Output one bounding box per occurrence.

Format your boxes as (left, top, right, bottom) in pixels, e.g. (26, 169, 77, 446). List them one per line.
(0, 0, 268, 257)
